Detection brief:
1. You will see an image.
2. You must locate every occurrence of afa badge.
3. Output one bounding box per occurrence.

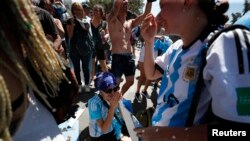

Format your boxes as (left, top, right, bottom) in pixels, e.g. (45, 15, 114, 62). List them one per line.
(183, 65, 198, 82)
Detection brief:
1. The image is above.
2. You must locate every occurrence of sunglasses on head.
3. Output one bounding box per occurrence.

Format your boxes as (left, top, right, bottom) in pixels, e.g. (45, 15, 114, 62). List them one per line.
(104, 86, 120, 94)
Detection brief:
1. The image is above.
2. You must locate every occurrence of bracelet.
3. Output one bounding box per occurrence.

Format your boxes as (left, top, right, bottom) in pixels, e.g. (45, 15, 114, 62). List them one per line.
(147, 0, 156, 3)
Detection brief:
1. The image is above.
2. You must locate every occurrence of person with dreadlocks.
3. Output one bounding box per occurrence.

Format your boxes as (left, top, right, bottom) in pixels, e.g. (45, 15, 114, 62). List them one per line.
(0, 0, 72, 140)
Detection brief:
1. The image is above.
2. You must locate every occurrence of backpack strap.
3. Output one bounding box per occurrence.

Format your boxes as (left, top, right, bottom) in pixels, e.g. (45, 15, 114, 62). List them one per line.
(185, 27, 213, 126)
(185, 25, 250, 126)
(207, 25, 249, 47)
(185, 46, 208, 126)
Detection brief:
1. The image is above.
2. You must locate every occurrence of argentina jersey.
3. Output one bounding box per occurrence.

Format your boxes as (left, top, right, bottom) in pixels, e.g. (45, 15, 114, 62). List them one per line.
(88, 95, 115, 137)
(152, 39, 211, 127)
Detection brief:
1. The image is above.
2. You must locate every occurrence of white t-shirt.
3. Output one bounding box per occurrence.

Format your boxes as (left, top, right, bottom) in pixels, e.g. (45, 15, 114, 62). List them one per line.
(13, 90, 66, 141)
(203, 27, 250, 123)
(138, 45, 158, 62)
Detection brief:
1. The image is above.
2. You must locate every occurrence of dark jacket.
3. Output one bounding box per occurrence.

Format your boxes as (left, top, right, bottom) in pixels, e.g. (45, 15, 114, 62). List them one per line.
(70, 18, 94, 57)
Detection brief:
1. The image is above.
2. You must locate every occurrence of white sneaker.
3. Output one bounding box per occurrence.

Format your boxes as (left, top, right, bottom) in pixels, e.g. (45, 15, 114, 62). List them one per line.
(135, 92, 143, 103)
(84, 85, 91, 92)
(78, 85, 83, 93)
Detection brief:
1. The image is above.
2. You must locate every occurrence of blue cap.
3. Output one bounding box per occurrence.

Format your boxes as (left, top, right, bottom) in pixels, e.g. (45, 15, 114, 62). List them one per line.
(94, 72, 117, 91)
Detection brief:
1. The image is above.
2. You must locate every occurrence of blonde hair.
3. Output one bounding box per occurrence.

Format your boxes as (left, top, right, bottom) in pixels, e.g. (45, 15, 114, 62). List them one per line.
(0, 75, 12, 141)
(0, 0, 67, 140)
(71, 2, 84, 16)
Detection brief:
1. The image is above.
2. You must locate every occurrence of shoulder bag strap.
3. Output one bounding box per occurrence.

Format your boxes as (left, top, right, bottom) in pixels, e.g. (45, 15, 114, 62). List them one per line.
(185, 46, 208, 126)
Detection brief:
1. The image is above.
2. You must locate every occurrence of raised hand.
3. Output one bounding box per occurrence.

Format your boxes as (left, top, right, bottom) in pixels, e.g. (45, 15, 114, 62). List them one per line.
(109, 92, 122, 109)
(140, 14, 157, 44)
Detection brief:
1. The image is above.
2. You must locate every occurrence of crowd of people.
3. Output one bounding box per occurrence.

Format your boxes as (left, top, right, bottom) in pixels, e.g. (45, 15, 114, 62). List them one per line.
(1, 0, 250, 141)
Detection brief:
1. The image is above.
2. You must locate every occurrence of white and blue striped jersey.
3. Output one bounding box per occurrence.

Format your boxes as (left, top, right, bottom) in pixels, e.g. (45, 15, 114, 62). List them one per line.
(153, 26, 250, 127)
(88, 94, 122, 138)
(153, 38, 211, 127)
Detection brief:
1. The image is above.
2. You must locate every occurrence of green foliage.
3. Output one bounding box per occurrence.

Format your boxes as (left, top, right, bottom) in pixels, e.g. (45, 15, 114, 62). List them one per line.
(88, 0, 112, 13)
(231, 12, 242, 24)
(243, 0, 250, 15)
(88, 0, 144, 14)
(128, 0, 144, 15)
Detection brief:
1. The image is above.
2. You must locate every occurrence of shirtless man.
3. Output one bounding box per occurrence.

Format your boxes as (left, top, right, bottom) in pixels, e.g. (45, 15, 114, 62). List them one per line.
(107, 0, 154, 96)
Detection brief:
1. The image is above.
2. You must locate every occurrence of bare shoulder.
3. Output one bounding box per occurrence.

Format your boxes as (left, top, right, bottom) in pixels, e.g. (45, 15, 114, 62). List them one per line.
(53, 18, 62, 25)
(108, 17, 120, 30)
(127, 19, 134, 29)
(107, 13, 117, 24)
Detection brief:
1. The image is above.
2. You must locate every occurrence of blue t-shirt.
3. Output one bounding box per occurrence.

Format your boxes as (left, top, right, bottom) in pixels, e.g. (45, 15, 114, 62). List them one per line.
(154, 35, 173, 54)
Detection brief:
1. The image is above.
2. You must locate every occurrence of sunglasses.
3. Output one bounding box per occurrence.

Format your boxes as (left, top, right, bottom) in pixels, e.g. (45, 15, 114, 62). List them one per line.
(104, 86, 120, 94)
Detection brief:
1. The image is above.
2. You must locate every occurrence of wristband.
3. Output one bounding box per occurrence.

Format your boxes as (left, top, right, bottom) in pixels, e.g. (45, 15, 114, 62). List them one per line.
(147, 0, 156, 3)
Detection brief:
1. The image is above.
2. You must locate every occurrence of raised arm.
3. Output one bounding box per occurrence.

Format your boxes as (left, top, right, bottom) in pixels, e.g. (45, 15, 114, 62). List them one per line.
(141, 14, 162, 80)
(107, 0, 123, 22)
(131, 0, 155, 28)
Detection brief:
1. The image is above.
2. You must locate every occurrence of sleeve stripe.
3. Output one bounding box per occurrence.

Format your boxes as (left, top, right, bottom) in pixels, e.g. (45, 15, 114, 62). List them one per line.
(233, 30, 244, 74)
(242, 30, 250, 73)
(155, 63, 164, 74)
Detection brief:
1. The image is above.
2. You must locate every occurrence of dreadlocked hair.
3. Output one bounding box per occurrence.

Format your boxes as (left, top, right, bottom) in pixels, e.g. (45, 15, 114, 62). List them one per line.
(0, 0, 68, 139)
(0, 75, 12, 141)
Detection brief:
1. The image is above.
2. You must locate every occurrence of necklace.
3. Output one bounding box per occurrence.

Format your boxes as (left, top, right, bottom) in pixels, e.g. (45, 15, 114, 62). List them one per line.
(117, 17, 127, 32)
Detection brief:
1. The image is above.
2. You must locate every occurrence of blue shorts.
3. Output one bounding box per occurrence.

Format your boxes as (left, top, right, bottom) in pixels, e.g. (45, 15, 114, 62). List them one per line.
(111, 53, 135, 78)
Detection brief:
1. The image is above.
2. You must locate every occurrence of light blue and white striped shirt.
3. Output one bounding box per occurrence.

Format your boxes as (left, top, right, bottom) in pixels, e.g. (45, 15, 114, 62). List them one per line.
(153, 39, 211, 127)
(88, 94, 122, 138)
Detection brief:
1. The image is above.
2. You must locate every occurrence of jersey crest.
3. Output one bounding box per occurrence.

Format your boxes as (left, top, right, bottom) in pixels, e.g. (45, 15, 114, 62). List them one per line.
(183, 64, 198, 82)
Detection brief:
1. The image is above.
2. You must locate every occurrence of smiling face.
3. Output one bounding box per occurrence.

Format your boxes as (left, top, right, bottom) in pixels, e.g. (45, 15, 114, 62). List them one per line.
(158, 0, 206, 36)
(92, 5, 104, 19)
(158, 0, 185, 35)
